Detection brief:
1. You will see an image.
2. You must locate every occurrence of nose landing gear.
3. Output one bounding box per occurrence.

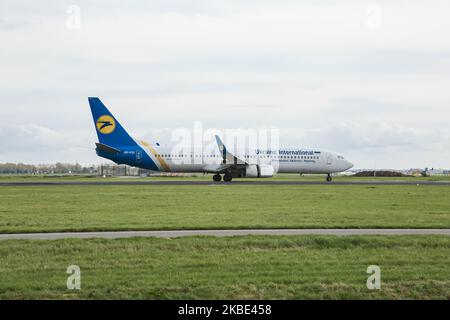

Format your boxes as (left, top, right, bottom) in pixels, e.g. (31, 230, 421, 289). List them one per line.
(326, 174, 332, 182)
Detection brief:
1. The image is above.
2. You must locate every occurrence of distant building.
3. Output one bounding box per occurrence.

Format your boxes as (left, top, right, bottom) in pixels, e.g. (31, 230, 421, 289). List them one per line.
(99, 164, 142, 176)
(404, 168, 450, 177)
(98, 164, 189, 177)
(427, 168, 449, 176)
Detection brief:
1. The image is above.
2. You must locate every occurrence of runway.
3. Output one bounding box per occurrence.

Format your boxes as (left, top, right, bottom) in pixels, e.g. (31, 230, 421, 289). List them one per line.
(0, 229, 449, 240)
(1, 180, 450, 186)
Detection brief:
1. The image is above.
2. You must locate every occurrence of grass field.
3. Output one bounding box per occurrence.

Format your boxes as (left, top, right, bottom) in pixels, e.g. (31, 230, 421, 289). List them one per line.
(0, 235, 448, 299)
(1, 173, 450, 182)
(0, 176, 448, 300)
(0, 184, 449, 233)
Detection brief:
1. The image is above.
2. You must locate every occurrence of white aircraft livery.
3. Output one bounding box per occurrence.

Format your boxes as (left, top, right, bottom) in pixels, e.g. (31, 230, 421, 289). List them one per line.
(89, 97, 353, 182)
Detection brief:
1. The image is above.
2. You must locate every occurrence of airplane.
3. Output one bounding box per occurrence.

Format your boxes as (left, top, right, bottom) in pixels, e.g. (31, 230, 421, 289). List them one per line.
(88, 97, 353, 182)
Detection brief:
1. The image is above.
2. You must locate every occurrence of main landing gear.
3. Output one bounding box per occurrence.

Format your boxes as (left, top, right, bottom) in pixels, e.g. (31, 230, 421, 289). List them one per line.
(212, 174, 233, 182)
(212, 173, 233, 182)
(326, 173, 332, 182)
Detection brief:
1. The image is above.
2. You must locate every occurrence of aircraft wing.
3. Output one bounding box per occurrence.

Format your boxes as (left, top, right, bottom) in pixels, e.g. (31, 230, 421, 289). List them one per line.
(215, 135, 248, 165)
(203, 163, 234, 173)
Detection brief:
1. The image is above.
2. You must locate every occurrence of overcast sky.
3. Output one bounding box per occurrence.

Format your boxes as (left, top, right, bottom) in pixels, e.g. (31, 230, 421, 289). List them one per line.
(1, 0, 449, 169)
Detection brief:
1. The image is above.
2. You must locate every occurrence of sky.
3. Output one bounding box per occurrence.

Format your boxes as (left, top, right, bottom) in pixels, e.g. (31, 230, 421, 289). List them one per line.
(1, 0, 449, 169)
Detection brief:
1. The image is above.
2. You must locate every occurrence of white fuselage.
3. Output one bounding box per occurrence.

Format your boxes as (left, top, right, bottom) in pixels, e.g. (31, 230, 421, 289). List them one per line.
(140, 144, 353, 174)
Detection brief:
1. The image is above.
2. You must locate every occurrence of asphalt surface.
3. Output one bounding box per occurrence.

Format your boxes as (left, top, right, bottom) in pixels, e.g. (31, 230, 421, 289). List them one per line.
(0, 229, 449, 240)
(1, 180, 450, 186)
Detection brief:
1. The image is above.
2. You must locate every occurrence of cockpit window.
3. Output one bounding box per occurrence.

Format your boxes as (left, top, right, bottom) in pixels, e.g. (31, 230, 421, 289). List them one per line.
(337, 155, 344, 160)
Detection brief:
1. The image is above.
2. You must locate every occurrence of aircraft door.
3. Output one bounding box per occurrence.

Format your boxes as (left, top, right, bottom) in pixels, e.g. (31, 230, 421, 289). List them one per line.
(136, 150, 142, 163)
(327, 155, 332, 165)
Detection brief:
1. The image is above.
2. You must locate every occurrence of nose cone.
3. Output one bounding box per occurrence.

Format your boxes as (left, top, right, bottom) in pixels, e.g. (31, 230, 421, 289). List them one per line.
(345, 160, 354, 170)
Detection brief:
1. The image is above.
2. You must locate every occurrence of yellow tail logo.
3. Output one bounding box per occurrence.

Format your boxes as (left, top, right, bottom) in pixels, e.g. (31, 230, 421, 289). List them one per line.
(96, 115, 116, 134)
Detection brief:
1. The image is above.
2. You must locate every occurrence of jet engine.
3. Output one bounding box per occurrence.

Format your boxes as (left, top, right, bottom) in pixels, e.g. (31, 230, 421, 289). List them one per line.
(244, 164, 274, 178)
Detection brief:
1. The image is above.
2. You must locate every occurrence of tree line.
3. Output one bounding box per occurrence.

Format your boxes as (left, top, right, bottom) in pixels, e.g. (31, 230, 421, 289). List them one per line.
(0, 163, 97, 174)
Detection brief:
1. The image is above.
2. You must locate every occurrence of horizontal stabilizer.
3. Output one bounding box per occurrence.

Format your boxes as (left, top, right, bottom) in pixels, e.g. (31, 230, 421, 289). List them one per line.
(95, 142, 121, 154)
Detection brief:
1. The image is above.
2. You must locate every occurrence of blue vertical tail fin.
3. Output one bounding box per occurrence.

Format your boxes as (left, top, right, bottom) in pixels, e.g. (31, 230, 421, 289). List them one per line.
(88, 97, 137, 148)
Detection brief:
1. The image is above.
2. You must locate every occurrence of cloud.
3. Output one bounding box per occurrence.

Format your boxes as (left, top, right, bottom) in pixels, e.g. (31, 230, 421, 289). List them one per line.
(0, 124, 98, 164)
(0, 125, 64, 152)
(293, 121, 422, 150)
(0, 16, 41, 30)
(0, 0, 449, 168)
(284, 121, 450, 168)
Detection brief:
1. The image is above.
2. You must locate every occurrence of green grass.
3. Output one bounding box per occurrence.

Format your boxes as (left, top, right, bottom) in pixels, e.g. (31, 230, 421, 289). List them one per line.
(0, 184, 449, 233)
(1, 173, 450, 182)
(0, 235, 448, 299)
(1, 178, 449, 300)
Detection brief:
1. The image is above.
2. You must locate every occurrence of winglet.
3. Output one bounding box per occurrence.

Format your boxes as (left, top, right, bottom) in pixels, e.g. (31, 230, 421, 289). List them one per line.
(215, 135, 227, 164)
(215, 135, 248, 165)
